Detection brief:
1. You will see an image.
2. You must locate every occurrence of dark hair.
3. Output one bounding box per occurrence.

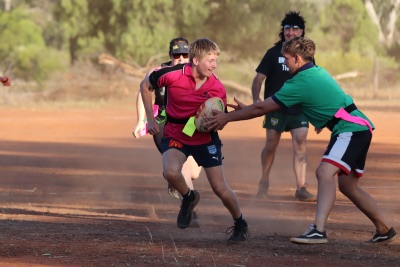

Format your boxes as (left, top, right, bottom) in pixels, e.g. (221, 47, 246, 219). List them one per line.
(275, 11, 306, 45)
(169, 37, 189, 54)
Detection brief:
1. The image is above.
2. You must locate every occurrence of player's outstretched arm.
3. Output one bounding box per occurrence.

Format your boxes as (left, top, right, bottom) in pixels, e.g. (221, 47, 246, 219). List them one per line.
(205, 97, 280, 131)
(132, 91, 146, 138)
(227, 96, 247, 111)
(140, 77, 159, 136)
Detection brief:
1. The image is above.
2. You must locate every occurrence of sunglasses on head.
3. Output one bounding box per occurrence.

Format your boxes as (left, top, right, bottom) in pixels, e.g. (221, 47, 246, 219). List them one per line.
(284, 25, 301, 30)
(172, 53, 189, 59)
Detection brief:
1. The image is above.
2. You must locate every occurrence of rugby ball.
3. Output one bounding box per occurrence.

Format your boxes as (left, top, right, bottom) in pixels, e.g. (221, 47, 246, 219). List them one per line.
(195, 97, 225, 132)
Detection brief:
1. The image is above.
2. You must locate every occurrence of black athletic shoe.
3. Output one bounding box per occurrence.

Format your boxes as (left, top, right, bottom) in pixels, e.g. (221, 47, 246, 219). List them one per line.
(365, 227, 397, 245)
(227, 220, 248, 244)
(290, 224, 328, 244)
(177, 190, 200, 229)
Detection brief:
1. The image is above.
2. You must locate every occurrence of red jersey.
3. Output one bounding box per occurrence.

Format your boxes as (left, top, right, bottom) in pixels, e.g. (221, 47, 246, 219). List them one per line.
(149, 63, 227, 145)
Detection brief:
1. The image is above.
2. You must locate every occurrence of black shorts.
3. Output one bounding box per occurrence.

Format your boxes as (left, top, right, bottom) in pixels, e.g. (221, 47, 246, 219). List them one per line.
(322, 130, 372, 177)
(161, 132, 223, 168)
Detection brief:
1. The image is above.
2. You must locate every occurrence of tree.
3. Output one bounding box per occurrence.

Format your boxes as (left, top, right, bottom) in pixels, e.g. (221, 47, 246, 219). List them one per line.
(364, 0, 400, 48)
(0, 6, 67, 81)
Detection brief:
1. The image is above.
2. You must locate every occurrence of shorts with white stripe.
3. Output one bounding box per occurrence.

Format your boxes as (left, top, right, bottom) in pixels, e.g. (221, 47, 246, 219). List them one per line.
(322, 130, 372, 177)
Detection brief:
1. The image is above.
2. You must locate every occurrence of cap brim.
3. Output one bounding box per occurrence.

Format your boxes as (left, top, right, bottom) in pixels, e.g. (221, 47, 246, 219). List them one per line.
(171, 48, 189, 54)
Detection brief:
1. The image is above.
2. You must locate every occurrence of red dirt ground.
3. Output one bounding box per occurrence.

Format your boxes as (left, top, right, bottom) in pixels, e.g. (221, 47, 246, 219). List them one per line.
(0, 104, 399, 266)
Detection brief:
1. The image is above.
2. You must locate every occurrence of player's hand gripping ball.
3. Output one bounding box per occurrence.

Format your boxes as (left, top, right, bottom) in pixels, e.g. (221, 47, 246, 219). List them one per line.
(195, 97, 225, 132)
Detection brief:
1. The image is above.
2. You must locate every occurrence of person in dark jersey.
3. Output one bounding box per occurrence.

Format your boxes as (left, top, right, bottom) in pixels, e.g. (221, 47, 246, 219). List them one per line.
(133, 37, 202, 200)
(205, 37, 397, 245)
(251, 11, 316, 201)
(140, 38, 248, 243)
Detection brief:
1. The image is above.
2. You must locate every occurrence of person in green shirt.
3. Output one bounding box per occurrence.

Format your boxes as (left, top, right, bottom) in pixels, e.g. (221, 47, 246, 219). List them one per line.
(205, 37, 396, 245)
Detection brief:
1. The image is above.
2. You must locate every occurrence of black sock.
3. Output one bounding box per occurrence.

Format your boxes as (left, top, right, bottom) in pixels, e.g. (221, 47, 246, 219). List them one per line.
(183, 189, 194, 201)
(234, 214, 246, 225)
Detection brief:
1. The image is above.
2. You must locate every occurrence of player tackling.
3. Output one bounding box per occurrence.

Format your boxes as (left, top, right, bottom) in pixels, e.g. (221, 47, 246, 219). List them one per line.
(140, 38, 248, 243)
(205, 37, 396, 245)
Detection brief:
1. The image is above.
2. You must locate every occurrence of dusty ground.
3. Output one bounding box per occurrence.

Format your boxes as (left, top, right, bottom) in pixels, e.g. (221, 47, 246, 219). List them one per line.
(0, 103, 399, 267)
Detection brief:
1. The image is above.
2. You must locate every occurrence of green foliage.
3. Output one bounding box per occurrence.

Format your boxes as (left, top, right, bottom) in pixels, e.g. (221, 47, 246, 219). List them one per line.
(201, 0, 318, 60)
(1, 0, 400, 90)
(13, 44, 68, 82)
(309, 0, 380, 74)
(315, 50, 373, 75)
(107, 0, 176, 64)
(0, 6, 67, 82)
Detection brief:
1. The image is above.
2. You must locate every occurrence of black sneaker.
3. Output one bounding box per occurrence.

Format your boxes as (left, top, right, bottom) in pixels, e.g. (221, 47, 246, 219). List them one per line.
(226, 220, 248, 244)
(295, 183, 317, 202)
(177, 190, 200, 229)
(255, 181, 269, 199)
(365, 227, 397, 245)
(290, 224, 328, 244)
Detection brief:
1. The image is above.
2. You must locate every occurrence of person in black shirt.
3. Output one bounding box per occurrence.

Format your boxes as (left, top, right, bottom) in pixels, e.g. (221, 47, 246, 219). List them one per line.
(251, 11, 316, 201)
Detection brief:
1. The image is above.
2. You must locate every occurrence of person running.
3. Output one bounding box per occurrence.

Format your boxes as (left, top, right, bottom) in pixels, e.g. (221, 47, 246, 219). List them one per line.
(251, 11, 316, 201)
(132, 37, 202, 200)
(205, 37, 397, 245)
(140, 38, 248, 243)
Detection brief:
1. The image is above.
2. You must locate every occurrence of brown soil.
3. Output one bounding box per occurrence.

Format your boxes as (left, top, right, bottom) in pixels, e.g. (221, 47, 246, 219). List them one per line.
(0, 104, 399, 266)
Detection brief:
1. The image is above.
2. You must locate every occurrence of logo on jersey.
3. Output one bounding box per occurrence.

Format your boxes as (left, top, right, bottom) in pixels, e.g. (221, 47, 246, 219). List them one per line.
(169, 140, 183, 148)
(279, 56, 289, 72)
(207, 145, 217, 155)
(271, 118, 279, 126)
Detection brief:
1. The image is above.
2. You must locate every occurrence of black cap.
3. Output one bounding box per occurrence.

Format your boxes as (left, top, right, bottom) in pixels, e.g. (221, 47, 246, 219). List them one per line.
(170, 41, 189, 55)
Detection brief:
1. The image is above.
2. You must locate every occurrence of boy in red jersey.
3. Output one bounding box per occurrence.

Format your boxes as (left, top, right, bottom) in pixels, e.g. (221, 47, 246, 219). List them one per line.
(132, 37, 202, 201)
(140, 38, 248, 243)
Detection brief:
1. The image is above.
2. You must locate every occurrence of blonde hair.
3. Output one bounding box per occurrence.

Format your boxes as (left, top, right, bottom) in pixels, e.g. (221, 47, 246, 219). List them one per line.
(189, 38, 220, 62)
(282, 37, 315, 61)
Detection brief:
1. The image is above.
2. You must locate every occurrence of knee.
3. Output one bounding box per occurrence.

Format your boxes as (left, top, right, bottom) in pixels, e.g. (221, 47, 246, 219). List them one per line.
(211, 184, 228, 199)
(315, 166, 325, 181)
(163, 167, 181, 182)
(315, 167, 321, 179)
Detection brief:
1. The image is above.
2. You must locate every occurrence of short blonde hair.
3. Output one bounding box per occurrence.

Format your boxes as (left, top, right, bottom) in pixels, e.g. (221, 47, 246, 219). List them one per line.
(282, 37, 315, 61)
(189, 38, 220, 62)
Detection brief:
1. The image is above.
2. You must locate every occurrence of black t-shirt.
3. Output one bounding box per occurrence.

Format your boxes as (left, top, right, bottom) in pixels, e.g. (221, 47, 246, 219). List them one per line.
(256, 42, 301, 114)
(153, 61, 170, 114)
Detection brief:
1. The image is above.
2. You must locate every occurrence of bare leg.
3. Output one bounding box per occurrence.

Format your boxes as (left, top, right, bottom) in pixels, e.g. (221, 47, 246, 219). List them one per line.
(290, 127, 308, 189)
(205, 166, 242, 218)
(257, 129, 281, 196)
(314, 162, 339, 231)
(338, 172, 390, 233)
(187, 155, 202, 180)
(181, 159, 194, 190)
(163, 149, 190, 196)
